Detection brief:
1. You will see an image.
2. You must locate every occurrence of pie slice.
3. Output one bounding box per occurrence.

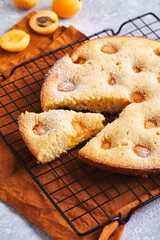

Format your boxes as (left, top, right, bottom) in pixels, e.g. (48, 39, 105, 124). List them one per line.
(79, 99, 160, 176)
(18, 110, 104, 163)
(41, 36, 160, 113)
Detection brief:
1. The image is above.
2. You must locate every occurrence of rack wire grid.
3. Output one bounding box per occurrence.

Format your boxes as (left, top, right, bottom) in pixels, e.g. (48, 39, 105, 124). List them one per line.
(1, 12, 160, 236)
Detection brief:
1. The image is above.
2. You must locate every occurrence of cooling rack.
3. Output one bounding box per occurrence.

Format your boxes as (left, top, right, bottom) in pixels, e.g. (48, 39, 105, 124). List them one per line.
(0, 12, 160, 236)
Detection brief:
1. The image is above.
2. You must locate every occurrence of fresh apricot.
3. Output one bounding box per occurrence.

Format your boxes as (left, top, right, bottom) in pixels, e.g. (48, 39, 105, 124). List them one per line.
(57, 81, 76, 92)
(52, 0, 82, 18)
(29, 10, 58, 35)
(12, 0, 39, 9)
(1, 30, 30, 52)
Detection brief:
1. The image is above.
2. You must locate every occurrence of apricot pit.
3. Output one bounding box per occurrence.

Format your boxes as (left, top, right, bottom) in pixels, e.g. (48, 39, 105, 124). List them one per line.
(36, 16, 53, 27)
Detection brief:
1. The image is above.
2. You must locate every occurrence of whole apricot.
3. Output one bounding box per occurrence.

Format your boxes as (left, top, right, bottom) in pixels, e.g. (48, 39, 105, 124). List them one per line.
(52, 0, 82, 18)
(29, 10, 58, 35)
(1, 30, 30, 52)
(12, 0, 39, 9)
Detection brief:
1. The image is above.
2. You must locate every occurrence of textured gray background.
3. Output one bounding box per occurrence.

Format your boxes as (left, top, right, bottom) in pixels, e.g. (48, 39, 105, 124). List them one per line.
(0, 0, 160, 239)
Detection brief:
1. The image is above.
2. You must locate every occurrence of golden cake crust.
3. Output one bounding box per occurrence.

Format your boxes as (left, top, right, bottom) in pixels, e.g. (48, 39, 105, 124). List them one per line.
(79, 153, 158, 176)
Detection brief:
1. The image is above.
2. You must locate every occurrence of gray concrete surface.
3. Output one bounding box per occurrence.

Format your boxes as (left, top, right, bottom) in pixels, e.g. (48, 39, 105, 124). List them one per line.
(0, 0, 160, 239)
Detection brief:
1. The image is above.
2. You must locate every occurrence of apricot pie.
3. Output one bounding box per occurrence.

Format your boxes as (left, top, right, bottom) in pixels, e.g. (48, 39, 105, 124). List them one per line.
(40, 36, 160, 175)
(18, 110, 104, 163)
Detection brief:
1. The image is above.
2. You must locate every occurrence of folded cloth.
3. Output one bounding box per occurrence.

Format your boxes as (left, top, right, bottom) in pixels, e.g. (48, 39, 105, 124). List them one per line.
(0, 12, 159, 240)
(0, 11, 82, 80)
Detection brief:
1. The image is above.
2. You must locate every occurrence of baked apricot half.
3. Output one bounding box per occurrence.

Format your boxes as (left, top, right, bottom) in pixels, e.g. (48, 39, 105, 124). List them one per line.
(1, 30, 30, 52)
(12, 0, 39, 9)
(29, 10, 58, 35)
(52, 0, 82, 18)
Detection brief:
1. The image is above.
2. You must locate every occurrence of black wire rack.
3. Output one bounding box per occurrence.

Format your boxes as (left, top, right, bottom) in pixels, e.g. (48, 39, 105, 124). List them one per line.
(1, 12, 160, 236)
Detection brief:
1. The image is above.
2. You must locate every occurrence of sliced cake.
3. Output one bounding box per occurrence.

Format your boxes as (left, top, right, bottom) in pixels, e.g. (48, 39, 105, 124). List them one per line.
(18, 110, 105, 163)
(79, 99, 160, 175)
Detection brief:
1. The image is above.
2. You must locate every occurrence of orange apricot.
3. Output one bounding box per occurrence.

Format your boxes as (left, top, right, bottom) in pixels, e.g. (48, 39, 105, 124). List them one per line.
(144, 119, 157, 129)
(12, 0, 39, 9)
(101, 140, 111, 150)
(132, 66, 141, 73)
(71, 121, 88, 145)
(73, 57, 87, 64)
(108, 77, 116, 86)
(130, 91, 145, 103)
(1, 30, 30, 52)
(33, 123, 49, 135)
(57, 81, 76, 92)
(101, 45, 117, 54)
(72, 121, 87, 137)
(134, 145, 151, 157)
(29, 10, 58, 35)
(52, 0, 82, 18)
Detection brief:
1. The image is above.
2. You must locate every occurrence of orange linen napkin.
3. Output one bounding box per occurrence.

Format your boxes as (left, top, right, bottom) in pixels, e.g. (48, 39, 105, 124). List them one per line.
(0, 11, 81, 80)
(0, 13, 160, 240)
